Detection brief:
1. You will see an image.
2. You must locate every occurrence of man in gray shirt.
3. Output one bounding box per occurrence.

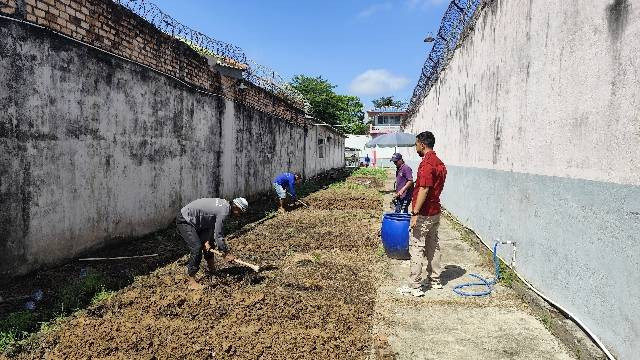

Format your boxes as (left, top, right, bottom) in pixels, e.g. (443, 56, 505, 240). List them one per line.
(176, 197, 249, 290)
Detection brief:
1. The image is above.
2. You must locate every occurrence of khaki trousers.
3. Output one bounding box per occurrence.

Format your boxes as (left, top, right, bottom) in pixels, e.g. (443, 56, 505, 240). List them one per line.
(408, 213, 441, 287)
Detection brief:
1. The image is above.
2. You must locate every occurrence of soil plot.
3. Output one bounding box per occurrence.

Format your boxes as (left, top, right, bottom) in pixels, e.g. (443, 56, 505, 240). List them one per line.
(9, 183, 382, 360)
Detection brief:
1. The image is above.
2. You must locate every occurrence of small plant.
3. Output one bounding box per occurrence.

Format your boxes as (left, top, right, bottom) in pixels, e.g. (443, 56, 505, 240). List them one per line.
(539, 312, 553, 331)
(0, 311, 37, 352)
(328, 182, 366, 191)
(56, 272, 110, 313)
(311, 252, 321, 263)
(376, 244, 386, 258)
(0, 331, 17, 353)
(351, 167, 387, 181)
(498, 261, 516, 288)
(91, 288, 114, 305)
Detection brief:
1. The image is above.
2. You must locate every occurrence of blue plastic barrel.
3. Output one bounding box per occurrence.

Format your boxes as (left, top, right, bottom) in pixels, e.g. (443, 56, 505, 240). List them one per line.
(381, 212, 411, 259)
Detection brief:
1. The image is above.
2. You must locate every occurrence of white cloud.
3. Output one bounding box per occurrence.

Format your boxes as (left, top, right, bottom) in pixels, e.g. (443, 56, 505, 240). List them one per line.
(357, 2, 393, 18)
(349, 69, 410, 96)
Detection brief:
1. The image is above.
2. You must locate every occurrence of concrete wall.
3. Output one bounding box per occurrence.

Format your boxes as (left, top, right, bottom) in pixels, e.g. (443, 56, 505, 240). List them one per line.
(304, 124, 345, 179)
(219, 109, 345, 199)
(405, 1, 640, 358)
(0, 17, 343, 277)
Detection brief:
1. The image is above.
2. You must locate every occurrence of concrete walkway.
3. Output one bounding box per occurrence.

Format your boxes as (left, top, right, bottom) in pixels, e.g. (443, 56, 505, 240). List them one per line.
(372, 176, 575, 360)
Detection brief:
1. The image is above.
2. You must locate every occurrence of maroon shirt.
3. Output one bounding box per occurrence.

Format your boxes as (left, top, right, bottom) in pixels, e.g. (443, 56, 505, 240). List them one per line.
(412, 151, 447, 216)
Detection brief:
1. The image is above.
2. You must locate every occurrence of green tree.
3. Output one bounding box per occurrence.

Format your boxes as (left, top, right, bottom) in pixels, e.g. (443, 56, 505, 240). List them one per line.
(372, 96, 406, 111)
(335, 95, 367, 134)
(290, 75, 367, 134)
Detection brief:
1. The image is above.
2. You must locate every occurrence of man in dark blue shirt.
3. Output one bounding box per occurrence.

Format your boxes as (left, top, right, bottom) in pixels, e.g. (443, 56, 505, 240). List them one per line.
(273, 172, 302, 212)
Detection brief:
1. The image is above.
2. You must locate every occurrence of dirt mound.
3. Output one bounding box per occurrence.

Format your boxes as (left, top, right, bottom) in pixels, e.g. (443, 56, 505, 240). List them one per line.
(303, 188, 382, 211)
(346, 176, 384, 189)
(23, 259, 375, 360)
(231, 209, 379, 262)
(11, 180, 384, 360)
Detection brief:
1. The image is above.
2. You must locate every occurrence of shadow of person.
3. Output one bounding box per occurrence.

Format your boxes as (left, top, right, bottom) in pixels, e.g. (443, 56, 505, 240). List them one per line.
(211, 266, 266, 285)
(439, 265, 466, 285)
(288, 202, 307, 211)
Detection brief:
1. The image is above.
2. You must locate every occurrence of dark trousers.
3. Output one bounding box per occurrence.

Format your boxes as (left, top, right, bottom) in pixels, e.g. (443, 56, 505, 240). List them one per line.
(176, 214, 213, 276)
(394, 197, 411, 213)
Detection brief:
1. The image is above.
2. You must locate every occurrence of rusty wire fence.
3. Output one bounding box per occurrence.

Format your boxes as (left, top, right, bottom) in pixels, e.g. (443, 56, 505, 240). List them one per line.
(112, 0, 305, 107)
(407, 0, 484, 117)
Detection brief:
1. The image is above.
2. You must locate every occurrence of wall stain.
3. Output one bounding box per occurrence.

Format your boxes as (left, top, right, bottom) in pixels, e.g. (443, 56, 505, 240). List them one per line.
(606, 0, 630, 41)
(1, 16, 337, 277)
(492, 116, 502, 165)
(20, 160, 32, 237)
(65, 123, 106, 141)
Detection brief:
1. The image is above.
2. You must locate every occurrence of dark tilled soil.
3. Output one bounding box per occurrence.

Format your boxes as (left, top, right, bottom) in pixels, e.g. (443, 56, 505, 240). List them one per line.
(9, 184, 383, 360)
(303, 187, 382, 212)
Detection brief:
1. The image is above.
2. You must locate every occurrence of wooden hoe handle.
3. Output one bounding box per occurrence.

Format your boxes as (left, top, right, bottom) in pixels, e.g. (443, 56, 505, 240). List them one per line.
(211, 250, 260, 272)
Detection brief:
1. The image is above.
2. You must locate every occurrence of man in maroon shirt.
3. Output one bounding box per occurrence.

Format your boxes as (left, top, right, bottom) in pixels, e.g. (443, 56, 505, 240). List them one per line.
(398, 131, 447, 297)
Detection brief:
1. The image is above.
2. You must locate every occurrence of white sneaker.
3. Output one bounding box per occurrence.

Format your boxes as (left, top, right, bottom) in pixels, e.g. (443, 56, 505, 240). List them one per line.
(429, 280, 443, 290)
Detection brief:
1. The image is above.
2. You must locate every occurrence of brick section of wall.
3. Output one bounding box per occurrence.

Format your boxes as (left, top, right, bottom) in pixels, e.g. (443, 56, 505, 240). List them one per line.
(0, 0, 17, 15)
(4, 0, 304, 124)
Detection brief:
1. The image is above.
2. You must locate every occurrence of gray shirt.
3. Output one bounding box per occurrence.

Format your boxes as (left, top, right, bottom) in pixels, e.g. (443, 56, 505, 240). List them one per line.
(181, 198, 230, 246)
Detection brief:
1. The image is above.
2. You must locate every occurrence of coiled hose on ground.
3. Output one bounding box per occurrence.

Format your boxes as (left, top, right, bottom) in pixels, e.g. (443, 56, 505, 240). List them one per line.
(453, 242, 500, 297)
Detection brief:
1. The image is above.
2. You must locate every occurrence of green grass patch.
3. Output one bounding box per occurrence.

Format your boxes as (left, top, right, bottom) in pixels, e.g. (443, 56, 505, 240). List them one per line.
(1, 271, 116, 353)
(0, 331, 17, 353)
(351, 167, 387, 180)
(498, 261, 516, 287)
(90, 288, 114, 305)
(0, 311, 37, 352)
(56, 272, 110, 313)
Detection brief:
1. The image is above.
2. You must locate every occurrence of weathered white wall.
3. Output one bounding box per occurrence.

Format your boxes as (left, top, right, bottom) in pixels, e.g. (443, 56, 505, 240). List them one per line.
(411, 0, 640, 185)
(0, 18, 344, 277)
(219, 108, 344, 199)
(406, 1, 640, 358)
(304, 125, 345, 179)
(218, 102, 305, 199)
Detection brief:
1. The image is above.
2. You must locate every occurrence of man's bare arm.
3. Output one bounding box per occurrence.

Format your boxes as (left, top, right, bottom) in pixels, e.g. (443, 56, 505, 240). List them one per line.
(412, 186, 430, 214)
(398, 180, 414, 197)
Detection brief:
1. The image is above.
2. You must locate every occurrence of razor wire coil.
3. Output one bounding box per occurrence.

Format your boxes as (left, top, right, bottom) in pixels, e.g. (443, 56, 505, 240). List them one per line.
(111, 0, 304, 107)
(407, 0, 483, 118)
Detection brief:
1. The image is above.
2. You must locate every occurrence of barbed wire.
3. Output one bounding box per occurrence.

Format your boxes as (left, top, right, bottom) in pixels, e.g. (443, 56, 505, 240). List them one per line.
(112, 0, 304, 107)
(406, 0, 483, 117)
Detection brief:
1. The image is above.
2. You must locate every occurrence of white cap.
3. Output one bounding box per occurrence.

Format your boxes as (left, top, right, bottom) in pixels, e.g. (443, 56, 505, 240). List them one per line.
(232, 197, 249, 212)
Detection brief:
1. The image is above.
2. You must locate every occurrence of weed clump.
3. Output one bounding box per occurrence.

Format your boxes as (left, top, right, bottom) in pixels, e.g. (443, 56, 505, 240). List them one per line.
(0, 311, 36, 352)
(351, 167, 387, 181)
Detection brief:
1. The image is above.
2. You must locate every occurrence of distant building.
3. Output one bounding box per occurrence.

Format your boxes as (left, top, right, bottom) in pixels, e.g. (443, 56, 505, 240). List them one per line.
(367, 110, 407, 138)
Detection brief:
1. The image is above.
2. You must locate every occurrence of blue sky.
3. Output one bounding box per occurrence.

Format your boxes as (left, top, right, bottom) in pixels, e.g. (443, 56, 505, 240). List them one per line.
(151, 0, 450, 110)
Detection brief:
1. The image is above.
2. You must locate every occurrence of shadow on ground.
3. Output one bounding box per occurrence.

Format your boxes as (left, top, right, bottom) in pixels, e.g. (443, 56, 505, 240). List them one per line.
(439, 265, 467, 285)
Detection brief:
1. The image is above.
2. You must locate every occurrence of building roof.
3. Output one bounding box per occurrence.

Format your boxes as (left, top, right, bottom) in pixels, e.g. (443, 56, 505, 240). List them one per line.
(366, 110, 408, 116)
(304, 116, 347, 138)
